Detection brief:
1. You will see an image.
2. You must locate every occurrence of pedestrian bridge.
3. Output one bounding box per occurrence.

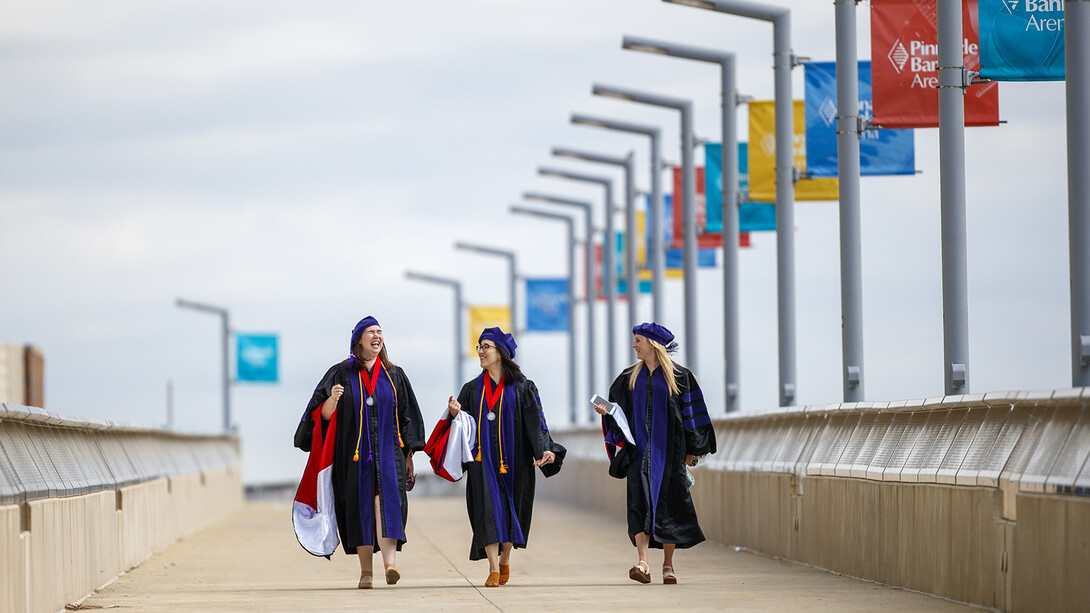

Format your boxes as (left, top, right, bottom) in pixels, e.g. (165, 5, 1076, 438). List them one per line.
(1, 391, 1088, 612)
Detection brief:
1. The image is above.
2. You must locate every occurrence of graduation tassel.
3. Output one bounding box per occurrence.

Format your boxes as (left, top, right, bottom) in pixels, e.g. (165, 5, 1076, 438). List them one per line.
(497, 389, 506, 474)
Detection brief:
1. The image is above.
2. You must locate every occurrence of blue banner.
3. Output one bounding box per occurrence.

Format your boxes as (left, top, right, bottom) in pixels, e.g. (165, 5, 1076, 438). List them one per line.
(237, 334, 278, 383)
(665, 248, 717, 269)
(740, 202, 776, 232)
(705, 143, 722, 233)
(804, 61, 916, 178)
(978, 0, 1065, 81)
(526, 278, 569, 332)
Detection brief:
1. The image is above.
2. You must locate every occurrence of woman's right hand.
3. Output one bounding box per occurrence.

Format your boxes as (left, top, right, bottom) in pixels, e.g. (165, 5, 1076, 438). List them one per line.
(593, 403, 610, 416)
(321, 384, 344, 420)
(447, 395, 461, 417)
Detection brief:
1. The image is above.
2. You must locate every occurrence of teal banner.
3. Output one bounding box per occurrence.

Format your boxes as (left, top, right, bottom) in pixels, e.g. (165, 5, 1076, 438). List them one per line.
(978, 0, 1065, 81)
(705, 143, 775, 233)
(237, 334, 278, 383)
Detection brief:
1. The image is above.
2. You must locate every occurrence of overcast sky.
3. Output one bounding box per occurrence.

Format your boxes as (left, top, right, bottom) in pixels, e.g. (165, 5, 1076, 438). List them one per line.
(0, 1, 1073, 485)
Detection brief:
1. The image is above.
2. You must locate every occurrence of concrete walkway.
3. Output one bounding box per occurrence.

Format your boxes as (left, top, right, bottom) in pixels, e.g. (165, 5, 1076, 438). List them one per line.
(76, 497, 976, 612)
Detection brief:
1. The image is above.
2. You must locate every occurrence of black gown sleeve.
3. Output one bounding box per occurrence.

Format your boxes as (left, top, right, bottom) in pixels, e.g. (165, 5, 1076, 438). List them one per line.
(394, 366, 426, 453)
(522, 380, 565, 477)
(295, 363, 342, 452)
(603, 371, 633, 443)
(678, 368, 717, 457)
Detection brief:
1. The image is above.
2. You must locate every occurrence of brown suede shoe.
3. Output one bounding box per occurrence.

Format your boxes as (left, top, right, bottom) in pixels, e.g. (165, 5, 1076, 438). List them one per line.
(499, 563, 510, 585)
(485, 571, 501, 587)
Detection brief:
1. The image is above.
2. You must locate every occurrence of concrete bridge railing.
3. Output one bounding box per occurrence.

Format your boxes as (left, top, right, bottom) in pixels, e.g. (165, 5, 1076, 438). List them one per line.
(538, 388, 1090, 613)
(0, 404, 243, 613)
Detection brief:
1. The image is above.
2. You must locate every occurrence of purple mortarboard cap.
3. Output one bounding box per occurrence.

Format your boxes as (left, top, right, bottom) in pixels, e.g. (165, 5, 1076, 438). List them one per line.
(479, 326, 517, 360)
(632, 322, 675, 347)
(347, 316, 381, 369)
(350, 316, 380, 350)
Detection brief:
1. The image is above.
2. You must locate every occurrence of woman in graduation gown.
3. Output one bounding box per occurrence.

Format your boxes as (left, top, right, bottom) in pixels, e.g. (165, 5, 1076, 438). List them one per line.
(446, 326, 566, 588)
(594, 322, 716, 585)
(294, 316, 425, 589)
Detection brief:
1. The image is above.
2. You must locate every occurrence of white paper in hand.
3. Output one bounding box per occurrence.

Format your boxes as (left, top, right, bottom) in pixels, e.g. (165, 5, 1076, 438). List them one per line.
(590, 394, 635, 444)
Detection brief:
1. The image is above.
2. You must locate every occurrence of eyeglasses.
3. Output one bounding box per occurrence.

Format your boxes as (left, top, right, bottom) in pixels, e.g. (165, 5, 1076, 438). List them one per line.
(476, 344, 496, 353)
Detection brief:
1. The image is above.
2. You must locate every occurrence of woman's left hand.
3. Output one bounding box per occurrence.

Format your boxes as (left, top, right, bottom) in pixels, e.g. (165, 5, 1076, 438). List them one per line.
(406, 453, 415, 476)
(685, 454, 697, 467)
(533, 451, 555, 467)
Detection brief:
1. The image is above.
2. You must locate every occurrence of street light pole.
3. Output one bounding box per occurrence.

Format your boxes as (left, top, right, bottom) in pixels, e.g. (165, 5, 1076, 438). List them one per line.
(592, 84, 700, 374)
(175, 298, 231, 432)
(570, 114, 665, 323)
(621, 34, 741, 413)
(404, 272, 464, 390)
(663, 0, 798, 407)
(510, 205, 579, 424)
(1068, 0, 1090, 386)
(453, 242, 518, 339)
(936, 0, 970, 395)
(551, 147, 640, 334)
(537, 165, 618, 379)
(523, 192, 598, 414)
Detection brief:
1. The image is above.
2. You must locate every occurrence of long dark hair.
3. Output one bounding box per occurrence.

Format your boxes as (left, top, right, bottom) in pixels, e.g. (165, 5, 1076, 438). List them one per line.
(351, 342, 394, 371)
(489, 346, 525, 383)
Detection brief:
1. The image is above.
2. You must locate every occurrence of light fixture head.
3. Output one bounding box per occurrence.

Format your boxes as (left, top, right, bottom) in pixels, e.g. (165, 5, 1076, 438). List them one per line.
(663, 0, 717, 9)
(592, 86, 633, 102)
(623, 41, 670, 55)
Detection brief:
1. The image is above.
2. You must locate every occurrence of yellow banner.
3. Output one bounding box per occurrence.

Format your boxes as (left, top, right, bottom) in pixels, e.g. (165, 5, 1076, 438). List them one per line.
(748, 100, 838, 202)
(468, 305, 511, 357)
(637, 209, 684, 280)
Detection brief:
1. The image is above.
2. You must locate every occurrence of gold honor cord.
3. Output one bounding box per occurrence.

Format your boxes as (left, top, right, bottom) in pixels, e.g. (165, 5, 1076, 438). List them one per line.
(382, 365, 404, 448)
(475, 380, 507, 473)
(354, 371, 364, 462)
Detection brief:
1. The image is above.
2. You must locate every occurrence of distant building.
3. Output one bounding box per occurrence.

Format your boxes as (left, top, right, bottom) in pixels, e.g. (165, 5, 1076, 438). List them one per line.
(0, 343, 44, 408)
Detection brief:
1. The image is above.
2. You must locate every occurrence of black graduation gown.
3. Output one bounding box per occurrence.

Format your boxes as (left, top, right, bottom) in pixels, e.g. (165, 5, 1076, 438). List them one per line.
(458, 376, 566, 560)
(605, 363, 716, 549)
(294, 360, 425, 554)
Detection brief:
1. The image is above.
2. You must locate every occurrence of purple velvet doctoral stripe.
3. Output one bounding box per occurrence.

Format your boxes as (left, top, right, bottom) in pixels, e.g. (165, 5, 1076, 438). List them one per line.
(602, 418, 626, 447)
(684, 415, 712, 429)
(632, 366, 669, 540)
(351, 363, 405, 545)
(681, 390, 703, 404)
(682, 386, 711, 429)
(535, 392, 550, 432)
(376, 366, 404, 541)
(476, 375, 525, 546)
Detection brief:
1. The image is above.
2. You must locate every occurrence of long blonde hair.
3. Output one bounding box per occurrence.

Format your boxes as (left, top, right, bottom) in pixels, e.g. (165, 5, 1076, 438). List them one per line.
(626, 337, 680, 395)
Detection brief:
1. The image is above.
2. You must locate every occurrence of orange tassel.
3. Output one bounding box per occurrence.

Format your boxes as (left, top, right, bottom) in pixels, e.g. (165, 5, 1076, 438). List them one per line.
(500, 463, 508, 474)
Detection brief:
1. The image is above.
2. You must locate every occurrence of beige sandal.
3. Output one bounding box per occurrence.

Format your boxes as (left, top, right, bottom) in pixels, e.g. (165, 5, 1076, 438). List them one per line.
(384, 564, 400, 585)
(662, 565, 677, 584)
(358, 572, 373, 589)
(629, 560, 651, 584)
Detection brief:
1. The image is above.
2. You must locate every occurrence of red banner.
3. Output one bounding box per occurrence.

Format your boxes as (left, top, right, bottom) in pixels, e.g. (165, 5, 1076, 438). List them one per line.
(871, 0, 999, 128)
